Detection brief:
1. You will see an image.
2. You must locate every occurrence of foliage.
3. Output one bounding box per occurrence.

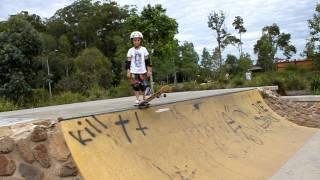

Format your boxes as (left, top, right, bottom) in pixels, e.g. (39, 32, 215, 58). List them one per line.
(254, 23, 296, 71)
(0, 16, 42, 101)
(225, 54, 238, 74)
(74, 48, 112, 91)
(0, 98, 18, 112)
(232, 16, 247, 56)
(208, 11, 239, 67)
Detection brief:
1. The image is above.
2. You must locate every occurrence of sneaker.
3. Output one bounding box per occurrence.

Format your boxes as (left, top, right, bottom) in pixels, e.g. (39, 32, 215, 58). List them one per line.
(135, 99, 140, 104)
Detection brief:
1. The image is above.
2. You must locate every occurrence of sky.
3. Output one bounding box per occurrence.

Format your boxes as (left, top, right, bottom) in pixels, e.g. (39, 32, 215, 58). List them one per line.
(0, 0, 318, 60)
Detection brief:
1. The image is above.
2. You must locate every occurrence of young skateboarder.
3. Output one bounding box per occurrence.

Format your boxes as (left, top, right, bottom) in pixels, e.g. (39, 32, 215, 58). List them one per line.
(125, 31, 152, 104)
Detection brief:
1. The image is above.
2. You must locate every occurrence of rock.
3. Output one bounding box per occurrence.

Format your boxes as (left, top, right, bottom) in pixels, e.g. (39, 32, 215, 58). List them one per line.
(0, 136, 14, 154)
(48, 133, 70, 162)
(32, 144, 50, 168)
(30, 126, 48, 142)
(32, 120, 52, 128)
(59, 161, 78, 177)
(19, 163, 43, 180)
(0, 155, 16, 176)
(16, 138, 34, 164)
(4, 177, 24, 180)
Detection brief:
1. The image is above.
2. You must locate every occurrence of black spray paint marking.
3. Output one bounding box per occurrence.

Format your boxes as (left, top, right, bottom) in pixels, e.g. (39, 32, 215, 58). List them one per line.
(91, 115, 108, 129)
(193, 103, 202, 110)
(84, 127, 96, 137)
(252, 101, 281, 129)
(68, 131, 92, 145)
(68, 121, 96, 146)
(85, 119, 102, 133)
(221, 112, 263, 145)
(115, 115, 132, 143)
(135, 112, 148, 136)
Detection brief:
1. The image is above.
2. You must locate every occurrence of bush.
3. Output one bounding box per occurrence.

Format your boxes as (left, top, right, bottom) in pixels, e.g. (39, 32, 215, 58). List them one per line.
(311, 74, 320, 94)
(109, 80, 132, 98)
(50, 92, 87, 105)
(231, 76, 245, 87)
(27, 89, 51, 107)
(87, 86, 109, 100)
(284, 64, 298, 71)
(284, 73, 308, 90)
(0, 98, 18, 112)
(182, 82, 201, 91)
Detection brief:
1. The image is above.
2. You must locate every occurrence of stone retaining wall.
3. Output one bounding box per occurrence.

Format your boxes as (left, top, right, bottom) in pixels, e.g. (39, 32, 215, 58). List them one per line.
(0, 120, 82, 180)
(262, 90, 320, 128)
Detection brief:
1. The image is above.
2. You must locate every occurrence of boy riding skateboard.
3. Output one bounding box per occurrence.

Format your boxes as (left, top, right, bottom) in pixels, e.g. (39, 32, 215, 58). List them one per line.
(125, 31, 152, 104)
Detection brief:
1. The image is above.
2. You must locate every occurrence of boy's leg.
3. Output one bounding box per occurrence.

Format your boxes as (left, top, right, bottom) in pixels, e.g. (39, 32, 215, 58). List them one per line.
(131, 74, 142, 103)
(138, 74, 148, 100)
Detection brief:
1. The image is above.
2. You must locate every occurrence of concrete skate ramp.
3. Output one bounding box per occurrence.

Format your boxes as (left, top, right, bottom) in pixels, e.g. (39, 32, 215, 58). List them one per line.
(60, 90, 317, 180)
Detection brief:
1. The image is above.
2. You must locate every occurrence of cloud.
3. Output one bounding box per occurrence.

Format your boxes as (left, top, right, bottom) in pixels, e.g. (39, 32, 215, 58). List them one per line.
(0, 0, 74, 20)
(0, 0, 317, 60)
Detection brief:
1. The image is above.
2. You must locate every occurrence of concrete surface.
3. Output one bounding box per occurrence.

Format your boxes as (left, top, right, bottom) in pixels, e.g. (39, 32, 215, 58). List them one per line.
(0, 87, 263, 127)
(271, 131, 320, 180)
(60, 89, 318, 180)
(281, 95, 320, 102)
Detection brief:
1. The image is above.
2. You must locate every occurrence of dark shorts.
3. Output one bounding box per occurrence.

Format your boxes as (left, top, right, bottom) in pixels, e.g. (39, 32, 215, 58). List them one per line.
(131, 73, 148, 91)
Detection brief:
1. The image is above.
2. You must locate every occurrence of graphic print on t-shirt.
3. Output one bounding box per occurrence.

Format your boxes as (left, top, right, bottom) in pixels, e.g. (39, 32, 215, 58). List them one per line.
(134, 50, 142, 68)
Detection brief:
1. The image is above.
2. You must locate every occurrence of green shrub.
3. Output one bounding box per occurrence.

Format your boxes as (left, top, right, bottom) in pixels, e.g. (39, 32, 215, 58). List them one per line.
(284, 73, 308, 90)
(50, 92, 87, 105)
(311, 74, 320, 94)
(231, 76, 245, 87)
(182, 82, 200, 91)
(27, 89, 51, 107)
(171, 83, 185, 92)
(0, 98, 18, 112)
(284, 64, 298, 71)
(87, 86, 109, 100)
(109, 80, 132, 98)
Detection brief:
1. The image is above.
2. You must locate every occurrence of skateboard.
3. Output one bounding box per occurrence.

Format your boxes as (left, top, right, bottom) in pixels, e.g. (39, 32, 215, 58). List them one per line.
(134, 85, 170, 109)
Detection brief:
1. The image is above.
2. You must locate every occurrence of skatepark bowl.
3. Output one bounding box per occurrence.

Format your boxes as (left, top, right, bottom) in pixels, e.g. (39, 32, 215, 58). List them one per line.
(60, 89, 319, 180)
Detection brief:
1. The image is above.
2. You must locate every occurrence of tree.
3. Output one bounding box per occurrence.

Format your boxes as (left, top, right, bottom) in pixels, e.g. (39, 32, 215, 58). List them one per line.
(225, 54, 238, 74)
(306, 3, 320, 70)
(308, 4, 320, 42)
(13, 11, 46, 32)
(254, 23, 296, 71)
(238, 53, 252, 73)
(73, 48, 112, 91)
(232, 16, 247, 56)
(212, 47, 221, 70)
(0, 16, 42, 101)
(208, 11, 239, 67)
(125, 4, 178, 82)
(254, 35, 274, 71)
(200, 48, 213, 80)
(177, 42, 199, 82)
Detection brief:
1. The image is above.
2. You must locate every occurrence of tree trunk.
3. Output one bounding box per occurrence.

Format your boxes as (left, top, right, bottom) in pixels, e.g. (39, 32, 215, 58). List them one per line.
(240, 33, 243, 56)
(218, 39, 222, 68)
(174, 71, 177, 85)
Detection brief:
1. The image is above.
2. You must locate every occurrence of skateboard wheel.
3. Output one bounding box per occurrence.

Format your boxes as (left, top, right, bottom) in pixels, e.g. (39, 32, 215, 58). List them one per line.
(163, 94, 167, 98)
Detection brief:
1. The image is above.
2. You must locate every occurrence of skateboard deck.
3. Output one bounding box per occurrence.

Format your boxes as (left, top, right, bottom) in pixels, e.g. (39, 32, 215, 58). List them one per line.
(135, 85, 170, 109)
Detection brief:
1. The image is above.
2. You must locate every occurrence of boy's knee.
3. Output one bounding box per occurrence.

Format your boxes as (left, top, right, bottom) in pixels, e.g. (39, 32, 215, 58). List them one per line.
(139, 80, 148, 91)
(132, 82, 141, 91)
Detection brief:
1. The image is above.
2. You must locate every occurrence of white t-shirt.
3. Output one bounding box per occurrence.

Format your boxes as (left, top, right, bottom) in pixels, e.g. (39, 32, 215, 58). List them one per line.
(127, 46, 149, 74)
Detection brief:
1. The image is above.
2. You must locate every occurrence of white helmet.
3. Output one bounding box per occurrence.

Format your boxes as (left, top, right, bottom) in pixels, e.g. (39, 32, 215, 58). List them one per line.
(130, 31, 143, 39)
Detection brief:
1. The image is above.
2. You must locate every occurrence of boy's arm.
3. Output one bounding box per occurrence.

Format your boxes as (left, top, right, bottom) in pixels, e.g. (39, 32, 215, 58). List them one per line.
(145, 55, 152, 76)
(126, 57, 131, 79)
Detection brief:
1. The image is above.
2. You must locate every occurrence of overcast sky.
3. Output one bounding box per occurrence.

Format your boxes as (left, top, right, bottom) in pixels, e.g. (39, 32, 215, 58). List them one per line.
(0, 0, 317, 60)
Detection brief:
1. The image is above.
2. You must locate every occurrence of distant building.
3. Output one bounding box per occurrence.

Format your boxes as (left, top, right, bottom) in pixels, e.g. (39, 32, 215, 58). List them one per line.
(249, 65, 263, 72)
(276, 59, 315, 71)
